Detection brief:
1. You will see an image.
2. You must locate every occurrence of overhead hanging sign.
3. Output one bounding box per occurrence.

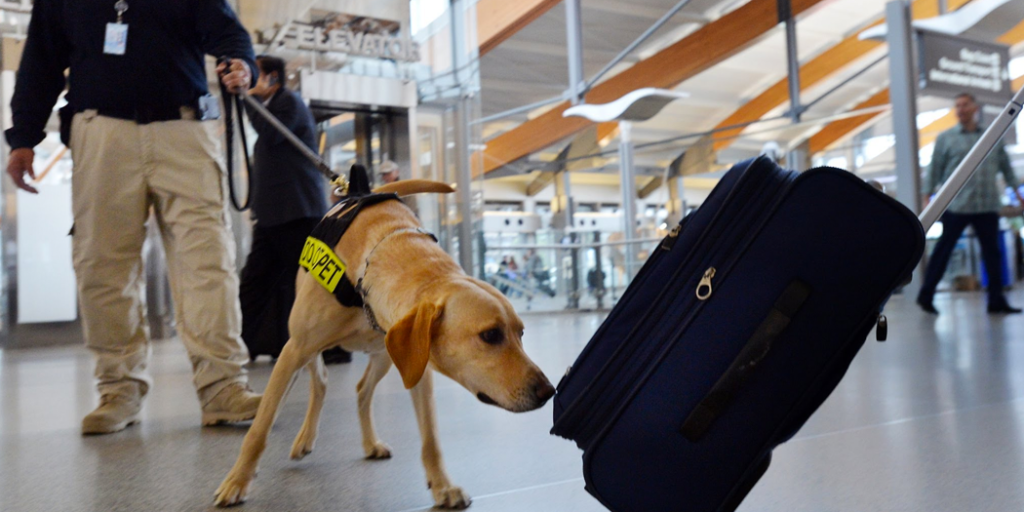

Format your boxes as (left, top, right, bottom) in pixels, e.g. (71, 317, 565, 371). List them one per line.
(918, 30, 1011, 105)
(282, 16, 421, 63)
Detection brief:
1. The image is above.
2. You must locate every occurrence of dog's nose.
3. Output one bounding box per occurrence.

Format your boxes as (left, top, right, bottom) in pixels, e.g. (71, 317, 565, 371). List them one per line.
(534, 380, 555, 402)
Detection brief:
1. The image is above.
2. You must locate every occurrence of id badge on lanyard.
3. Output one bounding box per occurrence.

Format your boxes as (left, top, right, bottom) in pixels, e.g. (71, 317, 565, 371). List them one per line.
(103, 0, 129, 55)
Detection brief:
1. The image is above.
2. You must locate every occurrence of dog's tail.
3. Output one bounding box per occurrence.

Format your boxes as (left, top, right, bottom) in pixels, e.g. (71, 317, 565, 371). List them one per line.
(348, 164, 373, 196)
(374, 180, 456, 197)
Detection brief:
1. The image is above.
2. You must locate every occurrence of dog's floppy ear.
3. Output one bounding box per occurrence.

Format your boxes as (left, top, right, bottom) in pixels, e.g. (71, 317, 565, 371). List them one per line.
(385, 301, 443, 389)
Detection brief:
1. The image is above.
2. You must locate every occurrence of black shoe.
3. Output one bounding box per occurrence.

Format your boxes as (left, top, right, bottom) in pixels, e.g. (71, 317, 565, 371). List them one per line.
(988, 304, 1023, 314)
(322, 347, 352, 364)
(917, 299, 939, 315)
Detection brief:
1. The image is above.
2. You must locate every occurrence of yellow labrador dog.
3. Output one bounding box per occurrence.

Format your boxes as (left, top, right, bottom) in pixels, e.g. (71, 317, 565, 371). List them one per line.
(214, 180, 554, 509)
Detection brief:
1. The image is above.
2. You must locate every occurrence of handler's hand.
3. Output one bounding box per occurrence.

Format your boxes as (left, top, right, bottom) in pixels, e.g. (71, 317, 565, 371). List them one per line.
(7, 148, 37, 194)
(216, 58, 252, 94)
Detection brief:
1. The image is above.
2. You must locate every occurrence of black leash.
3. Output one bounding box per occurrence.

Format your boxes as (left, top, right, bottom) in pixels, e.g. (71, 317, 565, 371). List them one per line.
(217, 58, 254, 211)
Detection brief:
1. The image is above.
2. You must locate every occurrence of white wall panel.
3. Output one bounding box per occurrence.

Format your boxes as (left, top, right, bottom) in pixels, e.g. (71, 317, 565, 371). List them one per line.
(16, 184, 76, 323)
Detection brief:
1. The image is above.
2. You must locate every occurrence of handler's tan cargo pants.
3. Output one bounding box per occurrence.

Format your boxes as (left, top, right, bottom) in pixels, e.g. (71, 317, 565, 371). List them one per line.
(69, 110, 249, 405)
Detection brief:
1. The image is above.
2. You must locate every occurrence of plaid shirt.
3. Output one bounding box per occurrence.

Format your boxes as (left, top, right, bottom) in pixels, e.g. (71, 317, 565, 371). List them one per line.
(927, 124, 1018, 214)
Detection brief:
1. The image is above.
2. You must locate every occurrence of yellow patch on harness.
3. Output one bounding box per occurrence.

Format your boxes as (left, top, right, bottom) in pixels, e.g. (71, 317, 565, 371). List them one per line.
(299, 236, 347, 293)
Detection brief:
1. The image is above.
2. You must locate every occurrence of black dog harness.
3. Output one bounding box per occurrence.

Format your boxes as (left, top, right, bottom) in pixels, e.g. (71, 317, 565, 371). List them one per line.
(298, 192, 437, 332)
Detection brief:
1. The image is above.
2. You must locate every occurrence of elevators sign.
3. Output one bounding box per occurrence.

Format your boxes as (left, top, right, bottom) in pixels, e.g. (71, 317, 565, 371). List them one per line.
(918, 30, 1011, 105)
(280, 15, 420, 63)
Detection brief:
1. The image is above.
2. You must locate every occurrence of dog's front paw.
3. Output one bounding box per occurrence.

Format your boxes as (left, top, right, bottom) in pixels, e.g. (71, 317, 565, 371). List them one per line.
(213, 469, 254, 507)
(290, 427, 317, 460)
(431, 484, 471, 509)
(363, 441, 393, 460)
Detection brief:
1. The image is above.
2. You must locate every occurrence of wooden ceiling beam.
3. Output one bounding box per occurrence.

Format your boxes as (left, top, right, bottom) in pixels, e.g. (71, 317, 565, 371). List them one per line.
(525, 170, 556, 196)
(478, 0, 830, 177)
(711, 0, 971, 152)
(477, 0, 562, 57)
(808, 16, 1024, 155)
(807, 89, 891, 154)
(638, 176, 665, 199)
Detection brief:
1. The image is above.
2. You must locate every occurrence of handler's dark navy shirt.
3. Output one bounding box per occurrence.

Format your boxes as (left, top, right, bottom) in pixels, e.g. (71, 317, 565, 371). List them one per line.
(5, 0, 257, 150)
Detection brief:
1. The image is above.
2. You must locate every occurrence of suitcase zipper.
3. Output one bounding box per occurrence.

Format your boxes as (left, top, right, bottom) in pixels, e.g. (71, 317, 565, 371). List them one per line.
(565, 170, 795, 444)
(577, 169, 926, 510)
(581, 168, 920, 460)
(557, 162, 783, 440)
(660, 222, 685, 251)
(574, 173, 794, 446)
(555, 160, 765, 403)
(696, 267, 716, 300)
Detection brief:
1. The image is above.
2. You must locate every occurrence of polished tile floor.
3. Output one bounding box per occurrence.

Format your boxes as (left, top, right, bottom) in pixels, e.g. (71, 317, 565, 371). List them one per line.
(3, 291, 1024, 511)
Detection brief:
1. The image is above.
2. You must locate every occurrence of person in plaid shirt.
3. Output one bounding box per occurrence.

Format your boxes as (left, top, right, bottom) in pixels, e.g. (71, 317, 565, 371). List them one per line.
(918, 93, 1024, 315)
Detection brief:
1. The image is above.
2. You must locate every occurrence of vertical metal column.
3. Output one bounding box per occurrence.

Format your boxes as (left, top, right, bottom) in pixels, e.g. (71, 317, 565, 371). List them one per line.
(887, 0, 922, 213)
(0, 63, 15, 346)
(390, 111, 414, 181)
(939, 0, 948, 14)
(667, 175, 686, 226)
(552, 170, 574, 233)
(354, 114, 373, 169)
(552, 170, 579, 309)
(779, 0, 802, 122)
(666, 154, 686, 226)
(886, 0, 923, 296)
(593, 231, 604, 309)
(453, 104, 475, 274)
(619, 120, 637, 280)
(565, 0, 585, 104)
(450, 0, 476, 274)
(787, 139, 811, 172)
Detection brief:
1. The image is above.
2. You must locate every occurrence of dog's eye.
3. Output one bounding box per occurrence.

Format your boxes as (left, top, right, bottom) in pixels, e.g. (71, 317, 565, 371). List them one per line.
(479, 328, 504, 345)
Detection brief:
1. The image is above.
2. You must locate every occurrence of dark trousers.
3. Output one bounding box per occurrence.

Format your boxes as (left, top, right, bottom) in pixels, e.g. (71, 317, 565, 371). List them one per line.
(240, 217, 319, 359)
(918, 211, 1009, 307)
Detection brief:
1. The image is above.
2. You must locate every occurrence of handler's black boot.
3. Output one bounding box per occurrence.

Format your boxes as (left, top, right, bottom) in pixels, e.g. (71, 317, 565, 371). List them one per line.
(322, 347, 352, 365)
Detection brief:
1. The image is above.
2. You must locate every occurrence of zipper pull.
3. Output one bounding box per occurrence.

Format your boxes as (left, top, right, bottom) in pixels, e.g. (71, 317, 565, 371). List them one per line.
(660, 223, 684, 251)
(696, 267, 716, 300)
(876, 315, 888, 342)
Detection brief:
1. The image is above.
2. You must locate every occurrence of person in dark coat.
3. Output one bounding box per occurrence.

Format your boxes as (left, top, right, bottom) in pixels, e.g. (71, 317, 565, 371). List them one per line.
(240, 55, 350, 364)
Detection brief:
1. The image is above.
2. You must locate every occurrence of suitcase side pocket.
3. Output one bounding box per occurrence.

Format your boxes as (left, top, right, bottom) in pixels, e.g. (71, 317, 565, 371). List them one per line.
(680, 280, 812, 442)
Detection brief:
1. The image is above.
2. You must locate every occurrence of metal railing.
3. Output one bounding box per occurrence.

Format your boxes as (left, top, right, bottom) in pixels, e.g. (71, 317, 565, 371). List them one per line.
(483, 237, 662, 312)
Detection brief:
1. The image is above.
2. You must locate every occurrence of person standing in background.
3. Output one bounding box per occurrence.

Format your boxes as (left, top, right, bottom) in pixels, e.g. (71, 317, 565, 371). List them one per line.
(239, 55, 350, 364)
(918, 92, 1024, 315)
(526, 249, 556, 297)
(377, 159, 400, 185)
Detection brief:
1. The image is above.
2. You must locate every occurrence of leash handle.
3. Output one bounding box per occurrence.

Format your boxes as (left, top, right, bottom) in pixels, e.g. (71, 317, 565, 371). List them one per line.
(217, 56, 252, 211)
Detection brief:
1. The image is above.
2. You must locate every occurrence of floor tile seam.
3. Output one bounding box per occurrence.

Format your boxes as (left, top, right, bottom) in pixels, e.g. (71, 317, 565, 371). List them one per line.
(390, 477, 586, 512)
(379, 399, 1024, 512)
(0, 385, 512, 440)
(791, 395, 1024, 443)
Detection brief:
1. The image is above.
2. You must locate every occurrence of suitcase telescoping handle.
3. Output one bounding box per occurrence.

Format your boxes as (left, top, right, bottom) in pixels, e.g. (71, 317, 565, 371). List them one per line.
(919, 85, 1024, 232)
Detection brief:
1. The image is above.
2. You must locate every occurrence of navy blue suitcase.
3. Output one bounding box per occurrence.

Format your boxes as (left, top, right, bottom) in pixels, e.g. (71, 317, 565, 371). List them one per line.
(551, 156, 925, 512)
